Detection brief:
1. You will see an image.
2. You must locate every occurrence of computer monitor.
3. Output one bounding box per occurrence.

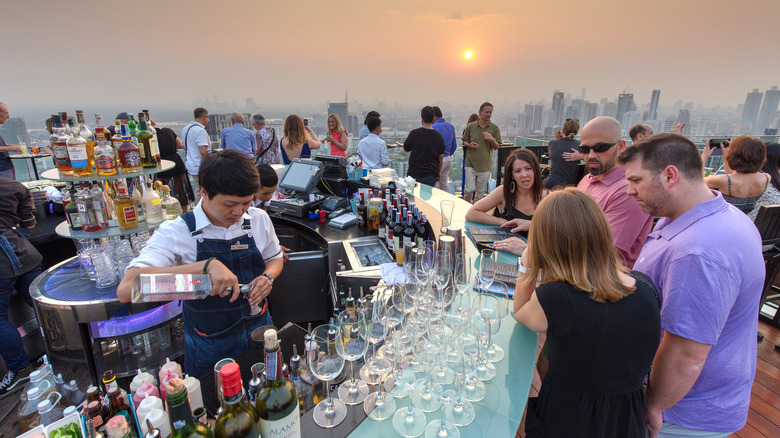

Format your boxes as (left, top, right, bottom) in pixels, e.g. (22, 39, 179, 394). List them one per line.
(279, 159, 324, 194)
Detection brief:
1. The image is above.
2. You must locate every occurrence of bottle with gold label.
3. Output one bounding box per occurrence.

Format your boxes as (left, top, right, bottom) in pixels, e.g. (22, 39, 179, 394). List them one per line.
(66, 117, 93, 177)
(117, 125, 142, 173)
(136, 115, 156, 168)
(114, 180, 139, 230)
(76, 110, 96, 168)
(50, 115, 73, 176)
(143, 110, 161, 163)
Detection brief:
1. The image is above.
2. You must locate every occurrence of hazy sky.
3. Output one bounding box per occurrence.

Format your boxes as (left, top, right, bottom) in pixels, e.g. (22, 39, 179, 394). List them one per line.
(3, 0, 780, 112)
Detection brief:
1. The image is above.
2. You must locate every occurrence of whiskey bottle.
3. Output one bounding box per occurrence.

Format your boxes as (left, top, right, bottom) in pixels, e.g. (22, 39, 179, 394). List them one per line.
(117, 125, 142, 173)
(50, 115, 73, 176)
(136, 114, 156, 168)
(76, 110, 96, 168)
(66, 117, 93, 177)
(114, 181, 139, 230)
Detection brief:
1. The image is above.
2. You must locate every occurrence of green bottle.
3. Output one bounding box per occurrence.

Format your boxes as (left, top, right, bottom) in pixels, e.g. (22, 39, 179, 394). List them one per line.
(166, 378, 213, 438)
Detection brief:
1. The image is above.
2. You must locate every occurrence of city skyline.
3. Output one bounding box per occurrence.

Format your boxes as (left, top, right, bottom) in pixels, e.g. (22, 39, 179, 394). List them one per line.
(2, 0, 780, 114)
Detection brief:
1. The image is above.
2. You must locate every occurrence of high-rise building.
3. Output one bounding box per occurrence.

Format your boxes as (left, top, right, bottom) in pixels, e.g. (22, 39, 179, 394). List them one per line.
(348, 115, 359, 135)
(582, 102, 599, 125)
(551, 91, 565, 128)
(602, 102, 618, 119)
(622, 111, 642, 132)
(742, 88, 763, 130)
(678, 109, 691, 135)
(695, 119, 710, 136)
(531, 104, 544, 133)
(616, 94, 634, 126)
(523, 104, 535, 131)
(647, 90, 661, 121)
(756, 86, 780, 134)
(206, 113, 252, 142)
(327, 101, 348, 130)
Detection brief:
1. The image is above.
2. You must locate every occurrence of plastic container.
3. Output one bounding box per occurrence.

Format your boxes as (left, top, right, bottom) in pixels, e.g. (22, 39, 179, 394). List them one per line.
(135, 395, 163, 425)
(19, 387, 60, 432)
(130, 369, 156, 396)
(142, 408, 170, 438)
(182, 375, 203, 413)
(14, 424, 44, 438)
(44, 412, 84, 438)
(36, 398, 64, 427)
(157, 359, 182, 391)
(132, 383, 159, 409)
(159, 371, 180, 401)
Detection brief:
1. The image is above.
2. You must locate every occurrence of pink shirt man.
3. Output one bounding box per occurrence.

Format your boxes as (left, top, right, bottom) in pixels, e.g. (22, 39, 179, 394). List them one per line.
(578, 166, 653, 268)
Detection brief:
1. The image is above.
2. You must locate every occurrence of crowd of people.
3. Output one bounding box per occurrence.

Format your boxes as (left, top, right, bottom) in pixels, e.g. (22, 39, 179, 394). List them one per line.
(0, 99, 775, 437)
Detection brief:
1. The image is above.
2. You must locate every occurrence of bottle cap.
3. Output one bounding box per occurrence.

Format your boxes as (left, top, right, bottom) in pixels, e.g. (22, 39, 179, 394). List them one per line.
(264, 328, 278, 349)
(219, 362, 242, 397)
(27, 387, 40, 399)
(37, 399, 52, 412)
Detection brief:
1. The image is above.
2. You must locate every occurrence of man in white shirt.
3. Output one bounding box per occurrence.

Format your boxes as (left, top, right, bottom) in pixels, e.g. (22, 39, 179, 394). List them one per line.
(357, 117, 389, 170)
(182, 107, 211, 202)
(117, 150, 284, 378)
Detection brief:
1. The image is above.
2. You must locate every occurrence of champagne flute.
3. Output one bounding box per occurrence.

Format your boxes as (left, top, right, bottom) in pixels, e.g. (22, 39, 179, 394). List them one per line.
(484, 281, 508, 362)
(472, 295, 500, 381)
(478, 249, 496, 293)
(337, 310, 370, 405)
(458, 326, 487, 402)
(310, 324, 347, 428)
(425, 345, 465, 438)
(392, 350, 428, 437)
(446, 351, 477, 426)
(363, 321, 396, 420)
(454, 253, 471, 282)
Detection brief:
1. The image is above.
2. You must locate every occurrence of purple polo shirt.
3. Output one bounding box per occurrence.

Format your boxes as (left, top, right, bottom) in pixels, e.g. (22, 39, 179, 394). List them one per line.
(634, 191, 763, 433)
(577, 166, 653, 268)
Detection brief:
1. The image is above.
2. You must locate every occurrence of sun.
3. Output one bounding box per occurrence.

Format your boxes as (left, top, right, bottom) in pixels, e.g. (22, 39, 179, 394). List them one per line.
(464, 51, 473, 60)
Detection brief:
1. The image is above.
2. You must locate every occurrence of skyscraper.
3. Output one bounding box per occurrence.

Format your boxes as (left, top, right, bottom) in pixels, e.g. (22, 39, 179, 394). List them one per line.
(647, 90, 661, 121)
(756, 86, 780, 134)
(741, 89, 763, 130)
(327, 101, 348, 131)
(551, 90, 565, 128)
(616, 93, 634, 126)
(678, 109, 691, 135)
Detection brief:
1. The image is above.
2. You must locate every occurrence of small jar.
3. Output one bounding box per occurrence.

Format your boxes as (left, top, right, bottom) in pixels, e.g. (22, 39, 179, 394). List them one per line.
(368, 198, 382, 233)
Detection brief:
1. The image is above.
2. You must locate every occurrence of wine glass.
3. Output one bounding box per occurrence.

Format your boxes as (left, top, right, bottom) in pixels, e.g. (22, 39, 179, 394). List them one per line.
(392, 351, 428, 437)
(457, 326, 487, 402)
(454, 253, 471, 283)
(403, 241, 418, 278)
(434, 250, 453, 291)
(386, 324, 418, 399)
(484, 281, 508, 362)
(411, 339, 442, 413)
(363, 321, 397, 420)
(337, 310, 370, 405)
(472, 295, 500, 381)
(478, 249, 496, 293)
(446, 350, 477, 427)
(309, 324, 347, 428)
(360, 291, 388, 385)
(425, 345, 465, 438)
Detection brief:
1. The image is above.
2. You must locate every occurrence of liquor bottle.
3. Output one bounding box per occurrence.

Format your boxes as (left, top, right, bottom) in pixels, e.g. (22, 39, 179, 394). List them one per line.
(393, 211, 403, 252)
(386, 207, 396, 249)
(111, 120, 124, 150)
(66, 117, 93, 176)
(93, 115, 118, 176)
(76, 186, 99, 232)
(128, 115, 137, 136)
(136, 115, 156, 168)
(95, 114, 109, 141)
(114, 181, 139, 230)
(76, 110, 96, 168)
(143, 180, 164, 224)
(165, 378, 213, 438)
(143, 110, 161, 163)
(50, 115, 73, 176)
(64, 188, 82, 230)
(254, 329, 301, 438)
(356, 193, 367, 229)
(132, 181, 146, 222)
(117, 125, 142, 173)
(214, 363, 258, 438)
(288, 345, 305, 416)
(378, 198, 388, 241)
(403, 212, 415, 247)
(160, 185, 183, 219)
(82, 385, 108, 419)
(91, 184, 110, 228)
(416, 213, 429, 247)
(108, 386, 139, 437)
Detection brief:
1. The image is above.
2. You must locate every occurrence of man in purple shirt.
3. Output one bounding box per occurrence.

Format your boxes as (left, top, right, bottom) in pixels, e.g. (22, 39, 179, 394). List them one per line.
(619, 134, 764, 438)
(432, 106, 457, 192)
(576, 116, 653, 268)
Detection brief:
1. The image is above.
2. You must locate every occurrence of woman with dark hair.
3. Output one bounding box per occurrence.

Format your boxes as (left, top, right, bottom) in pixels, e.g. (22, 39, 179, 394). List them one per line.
(544, 118, 581, 188)
(514, 188, 661, 438)
(749, 142, 780, 220)
(280, 115, 320, 164)
(703, 135, 770, 214)
(465, 149, 543, 254)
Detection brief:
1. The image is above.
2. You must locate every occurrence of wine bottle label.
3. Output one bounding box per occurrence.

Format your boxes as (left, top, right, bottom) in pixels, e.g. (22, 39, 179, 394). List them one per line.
(259, 408, 301, 438)
(393, 235, 400, 251)
(403, 236, 412, 246)
(266, 350, 278, 380)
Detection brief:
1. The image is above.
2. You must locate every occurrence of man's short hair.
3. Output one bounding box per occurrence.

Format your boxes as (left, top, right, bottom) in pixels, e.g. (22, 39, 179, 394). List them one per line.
(231, 112, 244, 124)
(629, 123, 649, 142)
(421, 106, 435, 124)
(199, 150, 259, 199)
(479, 102, 493, 112)
(256, 163, 278, 188)
(367, 116, 382, 132)
(364, 111, 380, 125)
(194, 107, 208, 119)
(726, 136, 766, 173)
(432, 106, 443, 118)
(617, 133, 703, 181)
(251, 113, 266, 126)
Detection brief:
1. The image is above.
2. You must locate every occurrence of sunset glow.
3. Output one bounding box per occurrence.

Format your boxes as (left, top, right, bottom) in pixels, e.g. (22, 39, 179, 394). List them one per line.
(464, 51, 473, 60)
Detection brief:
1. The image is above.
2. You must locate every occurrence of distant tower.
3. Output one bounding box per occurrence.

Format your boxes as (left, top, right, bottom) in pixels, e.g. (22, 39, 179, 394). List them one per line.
(742, 89, 764, 131)
(756, 86, 780, 134)
(551, 91, 565, 128)
(616, 93, 634, 126)
(678, 109, 691, 135)
(647, 90, 661, 121)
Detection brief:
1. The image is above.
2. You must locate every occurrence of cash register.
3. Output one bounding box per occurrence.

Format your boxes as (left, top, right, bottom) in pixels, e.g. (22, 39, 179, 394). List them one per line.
(268, 159, 327, 218)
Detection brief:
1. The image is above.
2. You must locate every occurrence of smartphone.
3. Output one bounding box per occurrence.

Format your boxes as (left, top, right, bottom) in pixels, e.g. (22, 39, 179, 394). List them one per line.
(303, 118, 309, 127)
(709, 138, 726, 149)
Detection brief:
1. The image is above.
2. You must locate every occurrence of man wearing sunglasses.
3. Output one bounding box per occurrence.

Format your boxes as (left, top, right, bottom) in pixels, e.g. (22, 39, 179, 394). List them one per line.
(576, 117, 652, 268)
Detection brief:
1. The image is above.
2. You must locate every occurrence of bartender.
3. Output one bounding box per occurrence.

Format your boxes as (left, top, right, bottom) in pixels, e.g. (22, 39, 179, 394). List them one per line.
(117, 150, 284, 378)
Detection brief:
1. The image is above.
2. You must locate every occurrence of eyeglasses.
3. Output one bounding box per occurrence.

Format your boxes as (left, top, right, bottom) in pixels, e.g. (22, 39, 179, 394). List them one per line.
(579, 140, 619, 154)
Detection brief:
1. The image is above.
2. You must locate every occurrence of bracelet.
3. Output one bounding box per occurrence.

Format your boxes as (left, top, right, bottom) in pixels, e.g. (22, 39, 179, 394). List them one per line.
(202, 257, 215, 274)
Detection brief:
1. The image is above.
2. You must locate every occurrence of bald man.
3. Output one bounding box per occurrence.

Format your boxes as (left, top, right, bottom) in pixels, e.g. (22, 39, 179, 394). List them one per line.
(629, 123, 655, 143)
(576, 117, 653, 268)
(0, 102, 22, 179)
(220, 112, 257, 159)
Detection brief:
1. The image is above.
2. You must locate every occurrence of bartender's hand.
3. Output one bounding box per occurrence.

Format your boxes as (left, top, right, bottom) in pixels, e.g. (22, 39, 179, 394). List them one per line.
(247, 274, 274, 305)
(205, 259, 241, 302)
(281, 245, 291, 264)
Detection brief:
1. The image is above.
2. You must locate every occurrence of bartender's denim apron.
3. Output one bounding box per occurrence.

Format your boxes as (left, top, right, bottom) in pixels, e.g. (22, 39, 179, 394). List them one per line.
(181, 212, 272, 378)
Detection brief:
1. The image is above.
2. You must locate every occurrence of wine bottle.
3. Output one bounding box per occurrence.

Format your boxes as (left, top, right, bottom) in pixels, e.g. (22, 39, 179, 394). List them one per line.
(356, 192, 367, 229)
(378, 198, 388, 241)
(417, 213, 429, 247)
(166, 378, 213, 438)
(393, 211, 403, 252)
(214, 363, 258, 438)
(403, 212, 415, 246)
(386, 207, 396, 249)
(254, 329, 301, 438)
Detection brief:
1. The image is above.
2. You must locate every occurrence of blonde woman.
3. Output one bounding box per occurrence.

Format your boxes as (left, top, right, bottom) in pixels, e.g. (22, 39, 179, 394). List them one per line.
(514, 188, 660, 438)
(320, 113, 348, 158)
(280, 115, 321, 164)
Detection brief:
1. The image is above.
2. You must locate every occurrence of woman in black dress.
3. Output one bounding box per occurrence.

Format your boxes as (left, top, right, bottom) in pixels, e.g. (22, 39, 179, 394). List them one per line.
(465, 149, 543, 254)
(513, 187, 661, 438)
(151, 120, 193, 212)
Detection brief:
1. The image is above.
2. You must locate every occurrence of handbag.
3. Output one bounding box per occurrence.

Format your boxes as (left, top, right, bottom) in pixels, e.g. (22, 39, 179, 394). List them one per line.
(0, 215, 43, 278)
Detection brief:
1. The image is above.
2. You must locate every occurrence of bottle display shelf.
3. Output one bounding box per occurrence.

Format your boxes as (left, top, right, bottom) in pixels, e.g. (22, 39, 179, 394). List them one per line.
(40, 159, 175, 182)
(55, 218, 165, 239)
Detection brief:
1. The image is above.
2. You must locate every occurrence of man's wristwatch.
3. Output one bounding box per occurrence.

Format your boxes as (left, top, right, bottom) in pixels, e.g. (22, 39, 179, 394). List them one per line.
(262, 273, 274, 284)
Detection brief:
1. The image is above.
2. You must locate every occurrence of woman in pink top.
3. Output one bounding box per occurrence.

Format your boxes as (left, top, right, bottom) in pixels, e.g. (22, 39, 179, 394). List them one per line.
(321, 113, 348, 158)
